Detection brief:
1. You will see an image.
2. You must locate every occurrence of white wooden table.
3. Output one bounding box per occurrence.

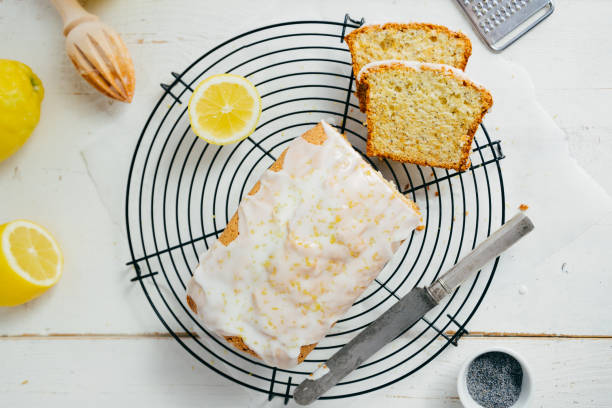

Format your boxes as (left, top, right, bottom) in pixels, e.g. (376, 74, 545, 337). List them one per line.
(1, 0, 611, 406)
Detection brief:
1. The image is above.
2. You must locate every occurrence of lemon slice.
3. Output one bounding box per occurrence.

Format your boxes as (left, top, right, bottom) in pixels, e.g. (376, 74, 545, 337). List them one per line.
(188, 74, 262, 145)
(0, 220, 63, 306)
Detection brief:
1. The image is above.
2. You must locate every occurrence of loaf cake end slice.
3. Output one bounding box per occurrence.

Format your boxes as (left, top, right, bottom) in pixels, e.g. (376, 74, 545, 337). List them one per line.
(345, 22, 472, 110)
(361, 61, 493, 171)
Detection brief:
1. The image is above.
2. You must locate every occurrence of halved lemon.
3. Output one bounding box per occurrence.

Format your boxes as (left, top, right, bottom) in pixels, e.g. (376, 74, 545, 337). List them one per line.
(188, 74, 262, 145)
(0, 220, 63, 306)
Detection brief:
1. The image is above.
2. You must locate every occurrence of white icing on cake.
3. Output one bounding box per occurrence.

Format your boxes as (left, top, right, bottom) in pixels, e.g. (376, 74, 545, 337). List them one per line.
(187, 121, 420, 368)
(350, 21, 420, 29)
(347, 21, 465, 35)
(356, 59, 486, 90)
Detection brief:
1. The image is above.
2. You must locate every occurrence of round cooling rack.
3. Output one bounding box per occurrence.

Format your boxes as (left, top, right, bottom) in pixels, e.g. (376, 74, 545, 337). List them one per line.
(125, 14, 507, 403)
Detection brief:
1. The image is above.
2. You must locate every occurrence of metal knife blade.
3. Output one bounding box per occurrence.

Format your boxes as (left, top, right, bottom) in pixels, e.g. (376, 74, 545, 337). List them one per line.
(293, 213, 534, 405)
(293, 287, 436, 405)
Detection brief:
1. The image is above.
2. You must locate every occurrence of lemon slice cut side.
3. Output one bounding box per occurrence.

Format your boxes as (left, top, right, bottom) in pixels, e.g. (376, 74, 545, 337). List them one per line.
(0, 220, 63, 306)
(188, 74, 262, 145)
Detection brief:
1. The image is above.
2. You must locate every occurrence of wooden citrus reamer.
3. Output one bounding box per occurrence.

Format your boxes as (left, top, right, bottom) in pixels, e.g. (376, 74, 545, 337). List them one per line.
(50, 0, 135, 102)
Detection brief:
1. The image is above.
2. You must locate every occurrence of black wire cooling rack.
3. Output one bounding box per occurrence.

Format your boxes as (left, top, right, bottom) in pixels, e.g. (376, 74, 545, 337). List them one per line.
(124, 14, 506, 403)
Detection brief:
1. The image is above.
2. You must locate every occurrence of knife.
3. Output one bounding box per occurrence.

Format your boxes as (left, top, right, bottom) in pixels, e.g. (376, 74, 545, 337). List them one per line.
(293, 212, 534, 405)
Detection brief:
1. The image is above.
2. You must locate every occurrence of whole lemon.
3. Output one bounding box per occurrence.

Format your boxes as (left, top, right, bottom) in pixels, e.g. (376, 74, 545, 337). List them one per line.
(0, 59, 44, 162)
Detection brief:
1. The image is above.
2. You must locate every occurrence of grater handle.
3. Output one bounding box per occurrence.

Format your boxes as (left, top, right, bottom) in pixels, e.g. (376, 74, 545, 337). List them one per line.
(489, 1, 555, 52)
(455, 0, 555, 52)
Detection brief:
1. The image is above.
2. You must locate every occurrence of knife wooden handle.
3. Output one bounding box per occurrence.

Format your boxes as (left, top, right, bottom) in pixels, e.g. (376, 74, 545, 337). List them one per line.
(427, 212, 534, 303)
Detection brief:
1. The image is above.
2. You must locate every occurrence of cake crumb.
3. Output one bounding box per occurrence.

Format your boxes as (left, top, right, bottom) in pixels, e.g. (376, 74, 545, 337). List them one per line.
(518, 204, 529, 211)
(21, 380, 28, 385)
(416, 225, 425, 231)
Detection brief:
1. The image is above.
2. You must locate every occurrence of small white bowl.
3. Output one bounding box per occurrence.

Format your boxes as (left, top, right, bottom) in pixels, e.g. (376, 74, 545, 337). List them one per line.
(457, 347, 533, 408)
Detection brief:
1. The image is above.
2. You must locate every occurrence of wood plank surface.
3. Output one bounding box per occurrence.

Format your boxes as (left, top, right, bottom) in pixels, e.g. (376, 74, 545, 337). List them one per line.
(1, 336, 610, 407)
(1, 0, 611, 405)
(1, 0, 611, 336)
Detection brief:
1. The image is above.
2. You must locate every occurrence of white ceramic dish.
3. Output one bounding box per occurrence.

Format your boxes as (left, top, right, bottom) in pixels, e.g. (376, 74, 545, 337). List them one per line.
(457, 347, 534, 408)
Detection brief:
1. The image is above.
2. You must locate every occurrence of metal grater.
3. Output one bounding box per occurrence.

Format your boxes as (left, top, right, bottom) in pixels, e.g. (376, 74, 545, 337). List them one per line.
(456, 0, 554, 51)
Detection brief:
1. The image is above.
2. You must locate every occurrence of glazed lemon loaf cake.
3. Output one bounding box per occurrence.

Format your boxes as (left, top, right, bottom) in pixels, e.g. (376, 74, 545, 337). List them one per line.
(345, 23, 472, 110)
(359, 60, 493, 171)
(186, 121, 420, 368)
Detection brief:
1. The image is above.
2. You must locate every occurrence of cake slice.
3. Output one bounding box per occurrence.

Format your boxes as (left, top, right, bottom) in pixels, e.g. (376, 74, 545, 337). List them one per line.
(345, 23, 472, 111)
(186, 121, 420, 369)
(360, 61, 493, 171)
